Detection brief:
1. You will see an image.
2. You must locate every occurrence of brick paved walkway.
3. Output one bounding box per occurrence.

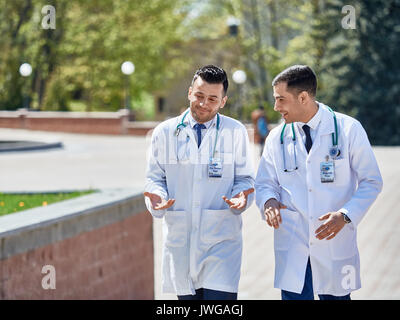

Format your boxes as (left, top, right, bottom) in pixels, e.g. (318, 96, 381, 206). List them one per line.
(1, 129, 398, 299)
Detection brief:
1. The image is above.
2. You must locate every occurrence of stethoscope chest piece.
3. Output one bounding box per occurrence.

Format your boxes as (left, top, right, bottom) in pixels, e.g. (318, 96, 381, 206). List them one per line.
(329, 146, 340, 158)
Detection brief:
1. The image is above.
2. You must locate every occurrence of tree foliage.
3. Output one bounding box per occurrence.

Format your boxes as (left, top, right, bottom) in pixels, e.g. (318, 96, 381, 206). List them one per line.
(0, 0, 190, 113)
(220, 0, 400, 144)
(0, 0, 398, 144)
(317, 0, 400, 145)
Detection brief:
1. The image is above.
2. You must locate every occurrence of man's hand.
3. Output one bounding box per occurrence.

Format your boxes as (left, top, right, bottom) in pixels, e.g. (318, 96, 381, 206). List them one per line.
(315, 211, 346, 240)
(222, 188, 254, 210)
(143, 192, 175, 210)
(263, 198, 287, 229)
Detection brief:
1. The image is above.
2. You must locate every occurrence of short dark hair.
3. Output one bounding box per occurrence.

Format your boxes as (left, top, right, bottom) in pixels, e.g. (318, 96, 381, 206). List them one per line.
(192, 65, 229, 96)
(272, 65, 317, 97)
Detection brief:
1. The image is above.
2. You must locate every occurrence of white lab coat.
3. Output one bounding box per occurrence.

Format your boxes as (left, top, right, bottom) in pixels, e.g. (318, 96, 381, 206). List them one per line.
(255, 103, 383, 296)
(145, 110, 255, 295)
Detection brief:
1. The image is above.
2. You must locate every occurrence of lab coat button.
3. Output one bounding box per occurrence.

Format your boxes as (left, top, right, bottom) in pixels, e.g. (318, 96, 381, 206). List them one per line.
(308, 188, 312, 192)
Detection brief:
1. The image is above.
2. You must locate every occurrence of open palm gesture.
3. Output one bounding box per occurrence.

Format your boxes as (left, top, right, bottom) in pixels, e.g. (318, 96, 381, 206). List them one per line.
(222, 188, 255, 210)
(144, 192, 175, 210)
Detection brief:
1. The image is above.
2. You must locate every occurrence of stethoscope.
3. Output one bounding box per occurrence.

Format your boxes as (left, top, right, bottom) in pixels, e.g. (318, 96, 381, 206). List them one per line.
(175, 110, 221, 161)
(280, 106, 339, 172)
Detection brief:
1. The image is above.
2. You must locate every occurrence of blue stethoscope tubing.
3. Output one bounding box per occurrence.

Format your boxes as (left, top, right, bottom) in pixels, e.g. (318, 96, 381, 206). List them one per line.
(280, 106, 339, 172)
(175, 110, 221, 161)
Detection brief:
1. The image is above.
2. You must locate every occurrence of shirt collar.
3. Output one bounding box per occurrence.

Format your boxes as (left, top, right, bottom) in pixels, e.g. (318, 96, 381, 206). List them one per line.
(296, 102, 322, 131)
(187, 110, 216, 129)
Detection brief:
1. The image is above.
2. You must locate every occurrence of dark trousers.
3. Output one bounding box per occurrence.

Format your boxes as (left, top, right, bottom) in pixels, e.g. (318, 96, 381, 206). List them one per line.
(178, 288, 237, 300)
(281, 258, 351, 300)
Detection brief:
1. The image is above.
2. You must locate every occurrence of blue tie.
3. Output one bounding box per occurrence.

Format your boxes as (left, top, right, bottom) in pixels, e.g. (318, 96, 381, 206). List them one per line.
(194, 123, 206, 148)
(302, 124, 312, 153)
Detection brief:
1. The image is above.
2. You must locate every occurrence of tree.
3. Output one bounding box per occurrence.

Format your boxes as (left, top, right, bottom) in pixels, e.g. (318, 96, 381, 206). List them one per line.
(0, 0, 191, 114)
(317, 0, 400, 145)
(0, 0, 34, 110)
(239, 0, 316, 121)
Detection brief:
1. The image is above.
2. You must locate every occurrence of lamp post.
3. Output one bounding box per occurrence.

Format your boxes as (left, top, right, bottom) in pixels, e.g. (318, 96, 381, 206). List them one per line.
(19, 63, 32, 110)
(121, 61, 135, 113)
(232, 69, 246, 120)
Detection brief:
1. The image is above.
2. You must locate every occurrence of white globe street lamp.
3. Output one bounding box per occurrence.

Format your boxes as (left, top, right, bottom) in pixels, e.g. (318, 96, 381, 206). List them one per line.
(121, 61, 135, 75)
(121, 61, 135, 113)
(19, 63, 32, 77)
(232, 70, 246, 84)
(232, 69, 247, 119)
(19, 63, 32, 109)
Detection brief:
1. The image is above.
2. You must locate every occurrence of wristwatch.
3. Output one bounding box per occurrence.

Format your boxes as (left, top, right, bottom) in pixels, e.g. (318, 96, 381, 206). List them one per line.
(341, 212, 352, 224)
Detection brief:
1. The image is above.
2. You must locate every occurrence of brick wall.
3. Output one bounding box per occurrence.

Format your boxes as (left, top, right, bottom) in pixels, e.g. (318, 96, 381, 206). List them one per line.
(25, 117, 124, 135)
(0, 109, 259, 138)
(0, 189, 154, 300)
(0, 109, 156, 136)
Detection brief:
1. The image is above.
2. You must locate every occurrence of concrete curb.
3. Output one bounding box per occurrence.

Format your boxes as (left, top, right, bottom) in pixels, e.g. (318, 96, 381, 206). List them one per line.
(0, 140, 63, 153)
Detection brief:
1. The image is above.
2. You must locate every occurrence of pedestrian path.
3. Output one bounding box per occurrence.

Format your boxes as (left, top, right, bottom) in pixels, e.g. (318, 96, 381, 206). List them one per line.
(154, 146, 400, 300)
(1, 128, 398, 299)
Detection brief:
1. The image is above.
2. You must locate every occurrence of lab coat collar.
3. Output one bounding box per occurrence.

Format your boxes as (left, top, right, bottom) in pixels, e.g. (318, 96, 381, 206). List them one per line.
(176, 108, 220, 152)
(315, 102, 336, 136)
(307, 104, 322, 130)
(187, 110, 216, 129)
(292, 103, 335, 137)
(177, 108, 218, 130)
(306, 102, 336, 155)
(284, 102, 333, 141)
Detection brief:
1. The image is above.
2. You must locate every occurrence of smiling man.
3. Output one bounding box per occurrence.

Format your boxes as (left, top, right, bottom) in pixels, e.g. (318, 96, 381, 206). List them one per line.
(255, 65, 383, 300)
(144, 65, 255, 300)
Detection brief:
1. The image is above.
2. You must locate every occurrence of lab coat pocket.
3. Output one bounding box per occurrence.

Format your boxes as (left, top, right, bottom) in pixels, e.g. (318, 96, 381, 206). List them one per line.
(274, 208, 299, 251)
(332, 158, 350, 186)
(164, 210, 187, 247)
(201, 209, 241, 245)
(329, 224, 357, 259)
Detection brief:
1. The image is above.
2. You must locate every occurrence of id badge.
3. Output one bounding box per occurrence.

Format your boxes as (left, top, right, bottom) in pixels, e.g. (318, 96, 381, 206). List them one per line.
(208, 157, 223, 178)
(320, 160, 335, 183)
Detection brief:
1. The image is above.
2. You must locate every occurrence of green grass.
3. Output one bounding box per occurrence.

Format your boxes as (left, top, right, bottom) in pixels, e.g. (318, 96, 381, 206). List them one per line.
(0, 190, 96, 216)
